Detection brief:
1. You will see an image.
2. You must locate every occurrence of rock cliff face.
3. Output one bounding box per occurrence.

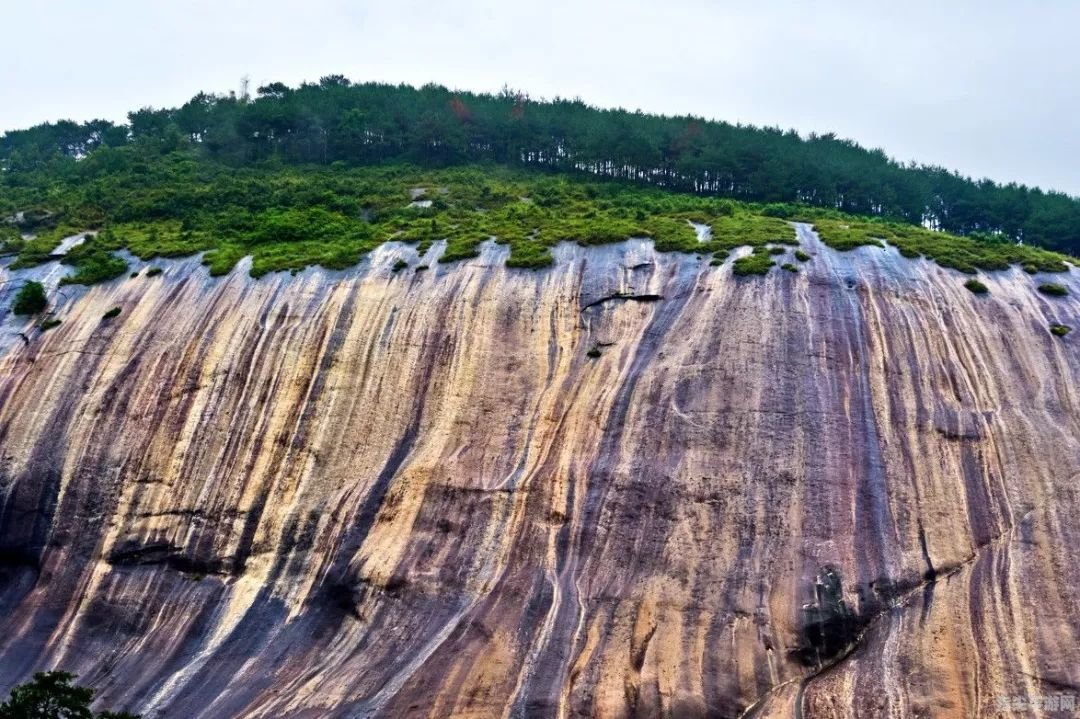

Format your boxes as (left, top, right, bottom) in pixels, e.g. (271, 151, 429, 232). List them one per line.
(0, 226, 1078, 718)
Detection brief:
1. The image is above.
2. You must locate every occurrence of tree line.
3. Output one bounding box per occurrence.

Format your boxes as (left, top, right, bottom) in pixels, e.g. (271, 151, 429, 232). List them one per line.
(2, 76, 1079, 255)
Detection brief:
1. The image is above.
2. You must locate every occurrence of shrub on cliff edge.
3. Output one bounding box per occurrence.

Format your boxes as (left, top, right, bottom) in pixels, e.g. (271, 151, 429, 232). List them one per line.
(12, 281, 47, 315)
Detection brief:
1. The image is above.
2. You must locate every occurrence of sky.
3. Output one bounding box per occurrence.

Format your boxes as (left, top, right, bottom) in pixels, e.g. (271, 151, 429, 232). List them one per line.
(4, 1, 1079, 195)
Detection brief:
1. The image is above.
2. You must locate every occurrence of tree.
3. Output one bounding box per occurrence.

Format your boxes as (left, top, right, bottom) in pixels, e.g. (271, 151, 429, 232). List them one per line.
(12, 280, 47, 315)
(0, 671, 140, 719)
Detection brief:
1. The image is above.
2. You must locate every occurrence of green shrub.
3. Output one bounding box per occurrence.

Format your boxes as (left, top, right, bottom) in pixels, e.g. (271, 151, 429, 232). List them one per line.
(781, 263, 798, 272)
(964, 279, 989, 295)
(1037, 283, 1068, 296)
(146, 267, 163, 277)
(39, 317, 62, 330)
(102, 306, 122, 320)
(767, 246, 786, 255)
(415, 264, 429, 272)
(1050, 323, 1071, 337)
(732, 252, 774, 276)
(59, 244, 128, 286)
(0, 670, 140, 719)
(12, 280, 47, 315)
(794, 249, 811, 262)
(392, 258, 409, 272)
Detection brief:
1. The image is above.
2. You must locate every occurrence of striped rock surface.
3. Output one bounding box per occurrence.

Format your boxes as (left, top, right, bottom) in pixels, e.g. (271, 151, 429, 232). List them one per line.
(0, 225, 1078, 718)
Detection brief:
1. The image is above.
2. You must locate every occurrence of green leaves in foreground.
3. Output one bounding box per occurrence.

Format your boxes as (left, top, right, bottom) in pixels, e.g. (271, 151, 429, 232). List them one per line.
(0, 670, 140, 719)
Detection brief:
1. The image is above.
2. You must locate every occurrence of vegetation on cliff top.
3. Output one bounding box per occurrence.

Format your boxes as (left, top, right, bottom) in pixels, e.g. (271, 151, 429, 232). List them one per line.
(0, 79, 1075, 285)
(0, 157, 1073, 285)
(4, 77, 1080, 256)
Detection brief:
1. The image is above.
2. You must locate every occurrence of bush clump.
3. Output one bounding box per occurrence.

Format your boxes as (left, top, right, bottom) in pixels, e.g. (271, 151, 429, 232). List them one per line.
(39, 317, 62, 330)
(795, 249, 811, 262)
(102, 306, 122, 320)
(1050, 323, 1071, 337)
(0, 670, 140, 718)
(781, 263, 798, 272)
(732, 250, 774, 277)
(964, 279, 989, 294)
(12, 280, 48, 315)
(586, 346, 602, 358)
(391, 258, 409, 272)
(1038, 283, 1069, 296)
(146, 267, 163, 277)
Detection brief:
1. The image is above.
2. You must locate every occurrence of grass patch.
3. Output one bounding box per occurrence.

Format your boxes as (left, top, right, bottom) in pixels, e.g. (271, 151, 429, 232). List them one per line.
(808, 216, 1071, 274)
(964, 279, 989, 294)
(3, 160, 1074, 285)
(732, 249, 774, 276)
(1050, 323, 1071, 337)
(1037, 283, 1069, 296)
(59, 244, 128, 286)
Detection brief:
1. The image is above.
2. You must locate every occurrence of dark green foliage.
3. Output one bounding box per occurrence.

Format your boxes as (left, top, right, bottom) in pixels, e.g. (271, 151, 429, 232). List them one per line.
(1, 83, 1075, 282)
(1050, 323, 1071, 337)
(1037, 283, 1069, 296)
(0, 670, 141, 718)
(102, 307, 121, 320)
(964, 279, 989, 294)
(767, 246, 786, 255)
(5, 80, 1080, 256)
(732, 250, 774, 276)
(586, 347, 602, 358)
(145, 267, 163, 277)
(59, 242, 128, 286)
(414, 264, 429, 272)
(781, 263, 798, 272)
(12, 280, 47, 315)
(811, 217, 1069, 274)
(794, 249, 811, 262)
(391, 258, 409, 272)
(39, 318, 62, 330)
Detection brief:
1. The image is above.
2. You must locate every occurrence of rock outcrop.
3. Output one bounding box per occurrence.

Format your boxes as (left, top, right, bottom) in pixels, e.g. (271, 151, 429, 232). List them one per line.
(1, 226, 1078, 717)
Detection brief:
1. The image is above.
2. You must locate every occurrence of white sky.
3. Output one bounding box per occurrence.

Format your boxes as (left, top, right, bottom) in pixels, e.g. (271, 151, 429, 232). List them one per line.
(4, 1, 1079, 194)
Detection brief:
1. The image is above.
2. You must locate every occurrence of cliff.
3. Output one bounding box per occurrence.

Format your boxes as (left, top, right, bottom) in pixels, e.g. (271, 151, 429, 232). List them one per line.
(1, 225, 1078, 718)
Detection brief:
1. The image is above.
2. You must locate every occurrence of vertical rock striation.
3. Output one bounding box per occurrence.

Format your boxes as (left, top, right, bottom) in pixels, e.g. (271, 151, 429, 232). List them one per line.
(0, 227, 1078, 717)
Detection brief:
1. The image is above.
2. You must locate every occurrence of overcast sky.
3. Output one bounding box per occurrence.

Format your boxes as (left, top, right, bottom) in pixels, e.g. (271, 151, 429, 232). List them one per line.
(4, 1, 1079, 194)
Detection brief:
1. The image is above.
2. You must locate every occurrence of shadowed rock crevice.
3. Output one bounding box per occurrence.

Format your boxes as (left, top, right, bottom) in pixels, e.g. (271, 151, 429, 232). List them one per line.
(793, 567, 863, 667)
(581, 292, 663, 311)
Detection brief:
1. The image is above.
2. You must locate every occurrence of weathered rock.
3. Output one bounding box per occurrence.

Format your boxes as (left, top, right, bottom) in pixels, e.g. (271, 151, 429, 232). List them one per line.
(0, 227, 1078, 718)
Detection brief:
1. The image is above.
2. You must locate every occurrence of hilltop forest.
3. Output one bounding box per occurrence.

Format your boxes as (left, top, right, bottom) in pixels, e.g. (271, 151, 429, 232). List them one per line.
(2, 77, 1079, 257)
